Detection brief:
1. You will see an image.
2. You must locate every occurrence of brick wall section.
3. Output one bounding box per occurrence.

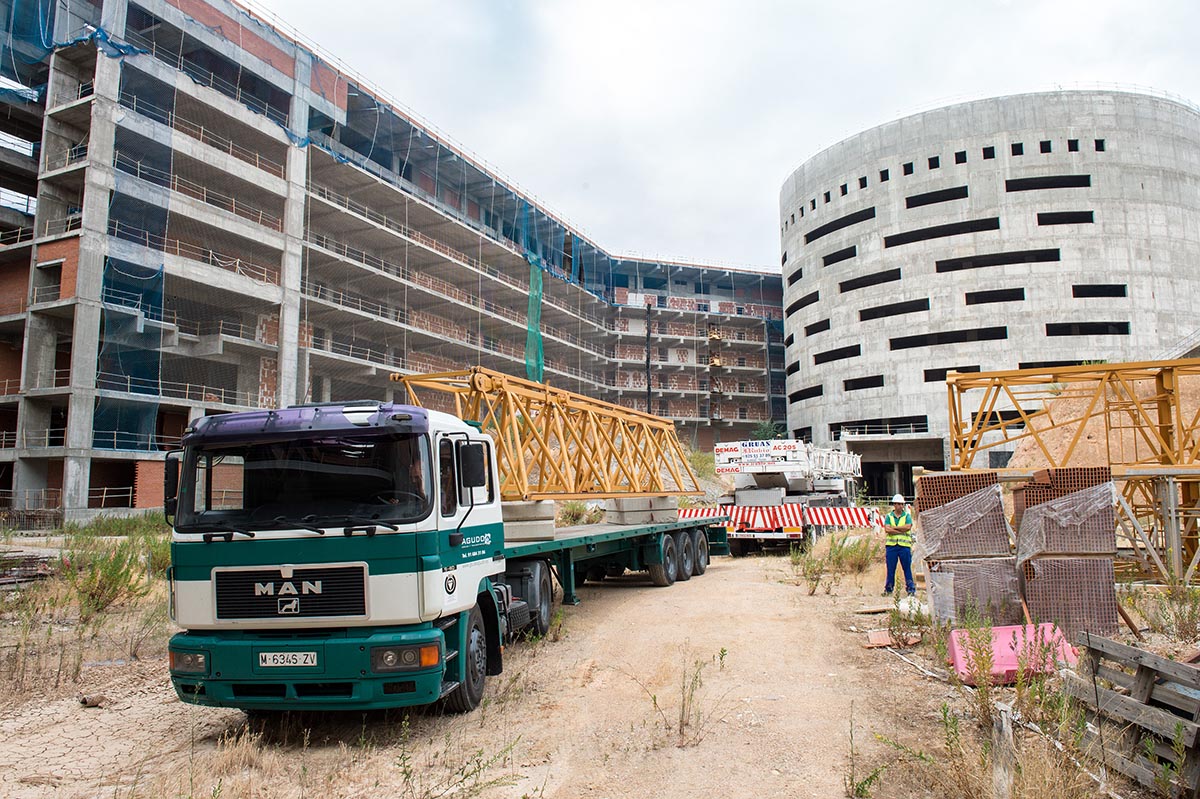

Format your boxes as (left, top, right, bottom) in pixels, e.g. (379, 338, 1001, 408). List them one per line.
(134, 460, 165, 508)
(310, 58, 348, 110)
(37, 239, 79, 299)
(0, 261, 28, 313)
(258, 356, 277, 408)
(167, 0, 295, 78)
(0, 340, 21, 385)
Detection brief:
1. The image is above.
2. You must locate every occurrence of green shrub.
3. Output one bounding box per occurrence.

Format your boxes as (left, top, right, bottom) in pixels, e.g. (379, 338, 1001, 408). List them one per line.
(63, 538, 151, 622)
(687, 450, 716, 480)
(61, 511, 171, 539)
(827, 534, 880, 575)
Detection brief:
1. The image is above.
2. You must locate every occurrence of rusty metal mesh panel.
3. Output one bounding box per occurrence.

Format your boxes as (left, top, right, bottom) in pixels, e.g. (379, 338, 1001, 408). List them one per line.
(917, 484, 1013, 560)
(1022, 557, 1118, 639)
(927, 557, 1023, 626)
(1016, 482, 1117, 564)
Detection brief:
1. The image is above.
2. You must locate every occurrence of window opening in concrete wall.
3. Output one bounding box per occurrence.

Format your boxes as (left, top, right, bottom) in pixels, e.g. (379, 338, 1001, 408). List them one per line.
(859, 176, 868, 189)
(840, 183, 848, 196)
(786, 291, 819, 316)
(830, 415, 927, 439)
(965, 287, 1025, 305)
(880, 169, 890, 182)
(824, 191, 831, 203)
(1095, 139, 1106, 152)
(814, 345, 861, 365)
(884, 217, 1000, 248)
(955, 150, 967, 164)
(785, 334, 795, 346)
(936, 248, 1060, 273)
(839, 268, 902, 294)
(902, 162, 914, 175)
(782, 251, 789, 266)
(800, 207, 804, 217)
(844, 375, 885, 391)
(786, 361, 801, 375)
(790, 214, 795, 225)
(805, 318, 831, 336)
(795, 426, 813, 442)
(1040, 140, 1052, 153)
(1068, 139, 1080, 152)
(787, 268, 803, 286)
(890, 326, 1008, 350)
(1072, 284, 1126, 298)
(1046, 321, 1129, 336)
(905, 185, 969, 209)
(1006, 175, 1091, 191)
(811, 199, 816, 210)
(1019, 360, 1089, 369)
(1037, 211, 1094, 225)
(1011, 142, 1024, 156)
(859, 298, 930, 321)
(924, 365, 980, 382)
(822, 245, 857, 267)
(928, 156, 940, 169)
(804, 207, 876, 244)
(983, 146, 996, 159)
(790, 384, 823, 402)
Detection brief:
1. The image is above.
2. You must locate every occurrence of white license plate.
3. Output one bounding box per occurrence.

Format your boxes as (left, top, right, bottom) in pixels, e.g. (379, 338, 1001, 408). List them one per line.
(258, 651, 318, 667)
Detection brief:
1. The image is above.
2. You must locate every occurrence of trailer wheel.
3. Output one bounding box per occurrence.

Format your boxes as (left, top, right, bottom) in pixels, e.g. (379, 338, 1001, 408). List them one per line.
(691, 530, 709, 575)
(674, 532, 694, 582)
(728, 539, 748, 558)
(649, 534, 677, 587)
(444, 605, 487, 713)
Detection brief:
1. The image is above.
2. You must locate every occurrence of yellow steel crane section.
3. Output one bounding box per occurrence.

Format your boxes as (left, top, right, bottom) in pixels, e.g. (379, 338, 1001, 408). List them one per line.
(390, 367, 702, 502)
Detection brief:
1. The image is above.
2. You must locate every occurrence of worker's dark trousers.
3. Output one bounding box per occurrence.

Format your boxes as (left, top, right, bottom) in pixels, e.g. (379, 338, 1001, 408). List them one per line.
(884, 544, 915, 595)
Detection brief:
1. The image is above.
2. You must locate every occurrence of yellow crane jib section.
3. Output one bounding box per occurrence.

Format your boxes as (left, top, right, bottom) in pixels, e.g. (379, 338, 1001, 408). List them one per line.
(390, 367, 703, 502)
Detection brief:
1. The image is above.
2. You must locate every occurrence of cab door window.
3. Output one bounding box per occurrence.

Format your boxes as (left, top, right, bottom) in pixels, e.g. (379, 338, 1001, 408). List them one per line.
(439, 439, 457, 517)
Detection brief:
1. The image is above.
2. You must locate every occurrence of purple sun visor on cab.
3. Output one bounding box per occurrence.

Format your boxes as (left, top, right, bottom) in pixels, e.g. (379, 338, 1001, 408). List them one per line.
(182, 403, 430, 446)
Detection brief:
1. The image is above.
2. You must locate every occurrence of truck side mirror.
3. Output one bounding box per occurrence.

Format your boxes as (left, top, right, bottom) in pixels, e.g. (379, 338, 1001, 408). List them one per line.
(458, 443, 487, 488)
(163, 451, 181, 520)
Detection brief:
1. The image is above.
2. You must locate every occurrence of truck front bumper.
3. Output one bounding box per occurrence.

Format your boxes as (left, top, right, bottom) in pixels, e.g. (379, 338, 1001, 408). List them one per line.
(169, 627, 445, 712)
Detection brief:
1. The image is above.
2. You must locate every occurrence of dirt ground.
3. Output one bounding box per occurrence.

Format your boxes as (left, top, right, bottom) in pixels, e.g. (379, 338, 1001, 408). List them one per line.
(0, 551, 967, 799)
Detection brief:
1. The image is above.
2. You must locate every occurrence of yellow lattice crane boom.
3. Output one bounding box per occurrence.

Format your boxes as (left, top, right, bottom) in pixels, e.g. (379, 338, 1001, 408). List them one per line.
(391, 367, 702, 501)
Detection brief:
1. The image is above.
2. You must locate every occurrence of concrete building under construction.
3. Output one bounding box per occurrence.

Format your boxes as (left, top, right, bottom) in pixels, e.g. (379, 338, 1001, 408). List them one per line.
(0, 0, 785, 522)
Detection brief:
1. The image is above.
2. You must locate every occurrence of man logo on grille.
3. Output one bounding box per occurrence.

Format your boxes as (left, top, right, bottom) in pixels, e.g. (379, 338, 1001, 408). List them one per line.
(278, 597, 299, 614)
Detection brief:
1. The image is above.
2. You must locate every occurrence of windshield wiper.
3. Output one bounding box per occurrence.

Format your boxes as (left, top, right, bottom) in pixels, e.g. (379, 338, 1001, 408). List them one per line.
(273, 515, 326, 535)
(201, 524, 256, 543)
(340, 515, 400, 534)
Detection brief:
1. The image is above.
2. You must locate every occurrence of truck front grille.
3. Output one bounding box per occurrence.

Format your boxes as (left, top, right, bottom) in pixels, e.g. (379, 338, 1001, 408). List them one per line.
(214, 565, 367, 620)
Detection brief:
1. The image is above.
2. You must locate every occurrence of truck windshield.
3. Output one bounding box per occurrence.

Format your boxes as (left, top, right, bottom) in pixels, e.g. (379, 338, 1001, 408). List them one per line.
(174, 432, 433, 532)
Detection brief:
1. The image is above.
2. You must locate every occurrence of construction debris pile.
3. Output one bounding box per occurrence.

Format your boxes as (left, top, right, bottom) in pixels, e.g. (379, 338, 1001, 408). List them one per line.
(917, 467, 1118, 638)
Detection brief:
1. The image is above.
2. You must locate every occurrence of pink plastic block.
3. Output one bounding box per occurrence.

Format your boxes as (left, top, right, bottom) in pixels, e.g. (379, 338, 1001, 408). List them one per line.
(948, 623, 1077, 686)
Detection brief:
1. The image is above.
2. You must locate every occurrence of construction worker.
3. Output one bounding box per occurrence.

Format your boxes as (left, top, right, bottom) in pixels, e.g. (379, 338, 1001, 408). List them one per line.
(882, 493, 915, 596)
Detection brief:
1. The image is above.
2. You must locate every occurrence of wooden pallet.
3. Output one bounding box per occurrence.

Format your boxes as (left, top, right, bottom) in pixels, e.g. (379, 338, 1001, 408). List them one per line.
(1066, 633, 1200, 796)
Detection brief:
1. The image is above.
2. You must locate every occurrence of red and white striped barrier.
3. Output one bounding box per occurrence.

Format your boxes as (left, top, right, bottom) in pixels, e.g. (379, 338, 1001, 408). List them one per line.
(679, 505, 881, 531)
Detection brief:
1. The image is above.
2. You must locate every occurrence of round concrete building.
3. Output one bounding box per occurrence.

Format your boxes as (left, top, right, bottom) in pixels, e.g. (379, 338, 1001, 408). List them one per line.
(779, 89, 1200, 497)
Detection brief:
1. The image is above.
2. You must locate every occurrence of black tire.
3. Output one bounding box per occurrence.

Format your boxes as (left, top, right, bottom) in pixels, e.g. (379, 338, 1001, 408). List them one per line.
(444, 605, 486, 713)
(528, 561, 553, 637)
(585, 566, 607, 583)
(649, 534, 677, 587)
(691, 530, 709, 575)
(728, 539, 748, 558)
(674, 531, 694, 582)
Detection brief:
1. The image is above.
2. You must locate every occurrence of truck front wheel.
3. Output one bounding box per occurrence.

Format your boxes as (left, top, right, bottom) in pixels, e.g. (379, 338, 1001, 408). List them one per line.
(444, 605, 487, 713)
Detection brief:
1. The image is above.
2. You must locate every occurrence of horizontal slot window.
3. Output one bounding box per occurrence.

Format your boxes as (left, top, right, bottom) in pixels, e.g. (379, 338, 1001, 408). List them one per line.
(1037, 211, 1094, 225)
(805, 318, 830, 336)
(965, 288, 1025, 305)
(1046, 321, 1129, 336)
(814, 344, 861, 365)
(890, 326, 1007, 350)
(785, 361, 800, 375)
(830, 415, 927, 438)
(787, 268, 803, 286)
(924, 365, 980, 383)
(936, 248, 1060, 274)
(840, 268, 901, 294)
(972, 409, 1029, 429)
(785, 291, 819, 316)
(789, 384, 823, 402)
(1018, 359, 1089, 370)
(803, 207, 876, 244)
(822, 245, 857, 267)
(784, 333, 795, 346)
(905, 185, 969, 209)
(884, 217, 1000, 248)
(859, 298, 929, 321)
(844, 375, 884, 391)
(794, 426, 812, 443)
(1006, 175, 1091, 191)
(1072, 284, 1126, 298)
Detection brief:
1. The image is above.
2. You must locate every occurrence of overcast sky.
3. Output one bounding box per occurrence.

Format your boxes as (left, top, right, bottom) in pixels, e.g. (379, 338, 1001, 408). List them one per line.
(247, 0, 1199, 270)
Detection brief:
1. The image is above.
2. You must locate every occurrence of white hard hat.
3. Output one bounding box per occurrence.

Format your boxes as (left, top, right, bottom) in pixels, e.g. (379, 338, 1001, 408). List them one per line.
(892, 494, 905, 504)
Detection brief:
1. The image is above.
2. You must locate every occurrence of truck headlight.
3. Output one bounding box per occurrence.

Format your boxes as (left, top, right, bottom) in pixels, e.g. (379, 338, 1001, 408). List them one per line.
(371, 644, 439, 672)
(170, 650, 209, 675)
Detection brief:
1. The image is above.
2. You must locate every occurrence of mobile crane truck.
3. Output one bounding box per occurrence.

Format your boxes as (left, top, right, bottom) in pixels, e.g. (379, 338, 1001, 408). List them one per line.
(164, 367, 727, 713)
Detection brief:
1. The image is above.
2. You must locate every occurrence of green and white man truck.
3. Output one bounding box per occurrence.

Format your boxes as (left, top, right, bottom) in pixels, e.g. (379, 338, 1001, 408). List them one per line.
(165, 400, 726, 713)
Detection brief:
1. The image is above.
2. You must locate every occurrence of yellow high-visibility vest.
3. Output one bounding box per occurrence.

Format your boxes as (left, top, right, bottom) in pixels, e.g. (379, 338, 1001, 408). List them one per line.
(884, 510, 913, 548)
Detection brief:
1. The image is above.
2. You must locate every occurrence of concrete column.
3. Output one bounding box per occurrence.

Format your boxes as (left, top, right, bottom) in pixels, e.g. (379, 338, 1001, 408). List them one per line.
(100, 0, 129, 37)
(276, 54, 311, 406)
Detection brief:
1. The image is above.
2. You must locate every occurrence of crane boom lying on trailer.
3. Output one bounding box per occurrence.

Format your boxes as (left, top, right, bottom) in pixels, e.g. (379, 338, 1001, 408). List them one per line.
(165, 369, 727, 713)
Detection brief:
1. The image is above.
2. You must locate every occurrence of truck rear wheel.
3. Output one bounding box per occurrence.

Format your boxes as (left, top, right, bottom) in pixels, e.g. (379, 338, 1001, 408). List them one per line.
(728, 539, 748, 557)
(692, 530, 709, 575)
(444, 605, 487, 713)
(649, 534, 677, 587)
(528, 561, 553, 637)
(674, 532, 694, 582)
